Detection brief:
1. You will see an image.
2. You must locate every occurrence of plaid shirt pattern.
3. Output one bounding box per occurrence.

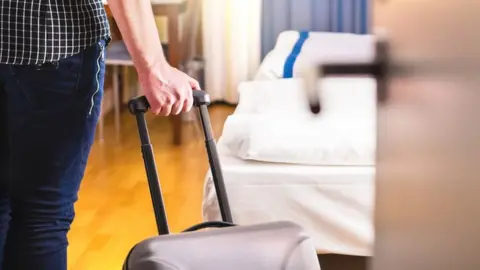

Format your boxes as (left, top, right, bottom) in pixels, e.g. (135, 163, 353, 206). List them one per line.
(0, 0, 110, 65)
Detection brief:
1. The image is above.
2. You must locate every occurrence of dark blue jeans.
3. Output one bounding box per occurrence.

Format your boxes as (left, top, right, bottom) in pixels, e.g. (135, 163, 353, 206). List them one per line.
(0, 40, 106, 270)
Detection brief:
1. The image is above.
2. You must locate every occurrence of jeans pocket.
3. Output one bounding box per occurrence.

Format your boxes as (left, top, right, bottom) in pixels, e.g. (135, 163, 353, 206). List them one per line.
(9, 51, 86, 112)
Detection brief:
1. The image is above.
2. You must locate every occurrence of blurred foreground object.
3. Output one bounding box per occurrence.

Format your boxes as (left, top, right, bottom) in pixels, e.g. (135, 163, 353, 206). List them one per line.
(315, 1, 480, 270)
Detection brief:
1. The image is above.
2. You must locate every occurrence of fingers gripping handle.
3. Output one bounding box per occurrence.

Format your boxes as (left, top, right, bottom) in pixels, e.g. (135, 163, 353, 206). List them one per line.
(128, 90, 211, 115)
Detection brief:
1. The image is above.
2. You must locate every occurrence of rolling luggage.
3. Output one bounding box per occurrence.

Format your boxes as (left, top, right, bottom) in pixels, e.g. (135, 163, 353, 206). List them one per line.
(124, 90, 320, 270)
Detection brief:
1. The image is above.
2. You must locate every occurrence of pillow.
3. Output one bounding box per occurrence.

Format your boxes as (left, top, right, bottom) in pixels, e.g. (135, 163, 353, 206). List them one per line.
(234, 77, 377, 118)
(218, 113, 376, 166)
(254, 31, 375, 80)
(234, 78, 311, 115)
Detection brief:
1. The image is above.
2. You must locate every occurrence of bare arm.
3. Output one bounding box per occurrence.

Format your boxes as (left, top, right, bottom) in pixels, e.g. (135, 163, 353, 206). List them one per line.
(107, 0, 199, 115)
(107, 0, 165, 69)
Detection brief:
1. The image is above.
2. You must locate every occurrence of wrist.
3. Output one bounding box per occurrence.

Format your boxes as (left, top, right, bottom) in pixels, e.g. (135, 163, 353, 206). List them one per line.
(135, 52, 169, 75)
(134, 53, 173, 89)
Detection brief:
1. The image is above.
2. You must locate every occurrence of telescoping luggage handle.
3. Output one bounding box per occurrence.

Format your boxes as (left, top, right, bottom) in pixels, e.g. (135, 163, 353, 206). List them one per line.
(128, 91, 234, 235)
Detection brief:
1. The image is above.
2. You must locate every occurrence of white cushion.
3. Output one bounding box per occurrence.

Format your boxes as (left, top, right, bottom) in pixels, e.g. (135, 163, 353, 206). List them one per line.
(235, 77, 377, 118)
(221, 77, 377, 166)
(219, 113, 376, 166)
(254, 31, 375, 80)
(234, 79, 311, 115)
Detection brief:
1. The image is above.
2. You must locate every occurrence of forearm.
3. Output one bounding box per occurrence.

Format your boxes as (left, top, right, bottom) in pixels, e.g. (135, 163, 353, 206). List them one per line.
(107, 0, 168, 71)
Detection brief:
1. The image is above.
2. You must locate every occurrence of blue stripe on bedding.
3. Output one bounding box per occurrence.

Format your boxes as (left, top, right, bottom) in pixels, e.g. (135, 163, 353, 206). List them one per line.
(338, 0, 343, 32)
(360, 0, 368, 33)
(283, 31, 309, 78)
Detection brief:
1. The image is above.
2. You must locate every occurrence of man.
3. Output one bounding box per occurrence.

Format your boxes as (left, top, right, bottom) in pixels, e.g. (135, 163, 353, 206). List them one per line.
(0, 0, 198, 269)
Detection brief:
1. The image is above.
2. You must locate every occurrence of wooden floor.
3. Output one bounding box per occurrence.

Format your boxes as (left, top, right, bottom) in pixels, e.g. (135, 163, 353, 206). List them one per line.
(67, 105, 235, 270)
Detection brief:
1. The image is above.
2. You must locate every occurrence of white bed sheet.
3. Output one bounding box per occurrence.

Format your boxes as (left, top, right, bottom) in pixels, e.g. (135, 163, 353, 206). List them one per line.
(202, 152, 375, 257)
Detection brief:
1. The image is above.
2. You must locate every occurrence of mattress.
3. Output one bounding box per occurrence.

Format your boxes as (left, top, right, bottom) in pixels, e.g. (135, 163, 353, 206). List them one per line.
(202, 153, 375, 257)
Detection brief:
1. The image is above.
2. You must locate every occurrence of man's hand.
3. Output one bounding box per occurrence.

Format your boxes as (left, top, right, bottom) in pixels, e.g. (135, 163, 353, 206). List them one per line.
(137, 60, 200, 116)
(107, 0, 200, 116)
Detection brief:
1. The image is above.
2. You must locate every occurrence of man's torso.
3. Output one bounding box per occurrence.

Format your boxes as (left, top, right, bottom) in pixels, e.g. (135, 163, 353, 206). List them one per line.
(0, 0, 110, 65)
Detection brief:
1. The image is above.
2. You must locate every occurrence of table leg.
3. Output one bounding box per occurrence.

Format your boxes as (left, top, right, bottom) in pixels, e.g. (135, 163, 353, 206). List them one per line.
(168, 13, 183, 146)
(112, 65, 121, 135)
(98, 102, 105, 142)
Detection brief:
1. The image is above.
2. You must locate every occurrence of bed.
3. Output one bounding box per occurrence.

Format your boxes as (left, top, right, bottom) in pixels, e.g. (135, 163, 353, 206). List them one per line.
(203, 154, 375, 257)
(202, 31, 376, 270)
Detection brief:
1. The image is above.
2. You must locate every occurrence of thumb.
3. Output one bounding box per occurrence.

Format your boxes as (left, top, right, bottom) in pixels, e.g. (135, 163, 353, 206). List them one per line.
(188, 76, 201, 90)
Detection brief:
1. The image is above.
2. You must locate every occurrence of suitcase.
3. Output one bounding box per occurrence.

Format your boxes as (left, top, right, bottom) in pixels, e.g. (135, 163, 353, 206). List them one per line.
(123, 90, 320, 270)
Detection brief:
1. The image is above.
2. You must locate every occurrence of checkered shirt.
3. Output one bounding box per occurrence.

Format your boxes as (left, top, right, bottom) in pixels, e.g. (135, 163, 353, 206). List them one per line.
(0, 0, 111, 65)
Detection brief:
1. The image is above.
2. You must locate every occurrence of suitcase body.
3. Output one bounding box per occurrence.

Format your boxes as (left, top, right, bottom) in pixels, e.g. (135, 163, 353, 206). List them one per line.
(125, 221, 319, 270)
(124, 91, 320, 270)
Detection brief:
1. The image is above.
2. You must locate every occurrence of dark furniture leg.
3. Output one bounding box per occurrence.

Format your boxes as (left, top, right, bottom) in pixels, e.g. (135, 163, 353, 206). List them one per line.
(317, 254, 369, 270)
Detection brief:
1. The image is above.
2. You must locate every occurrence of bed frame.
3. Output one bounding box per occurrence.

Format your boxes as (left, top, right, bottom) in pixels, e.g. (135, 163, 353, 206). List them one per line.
(318, 254, 368, 270)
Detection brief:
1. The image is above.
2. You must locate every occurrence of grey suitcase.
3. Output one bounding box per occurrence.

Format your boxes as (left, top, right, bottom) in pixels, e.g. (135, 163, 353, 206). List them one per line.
(124, 91, 320, 270)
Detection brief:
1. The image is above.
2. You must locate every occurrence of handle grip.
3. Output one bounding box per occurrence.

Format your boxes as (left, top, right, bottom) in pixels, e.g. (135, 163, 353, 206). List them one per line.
(128, 90, 211, 115)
